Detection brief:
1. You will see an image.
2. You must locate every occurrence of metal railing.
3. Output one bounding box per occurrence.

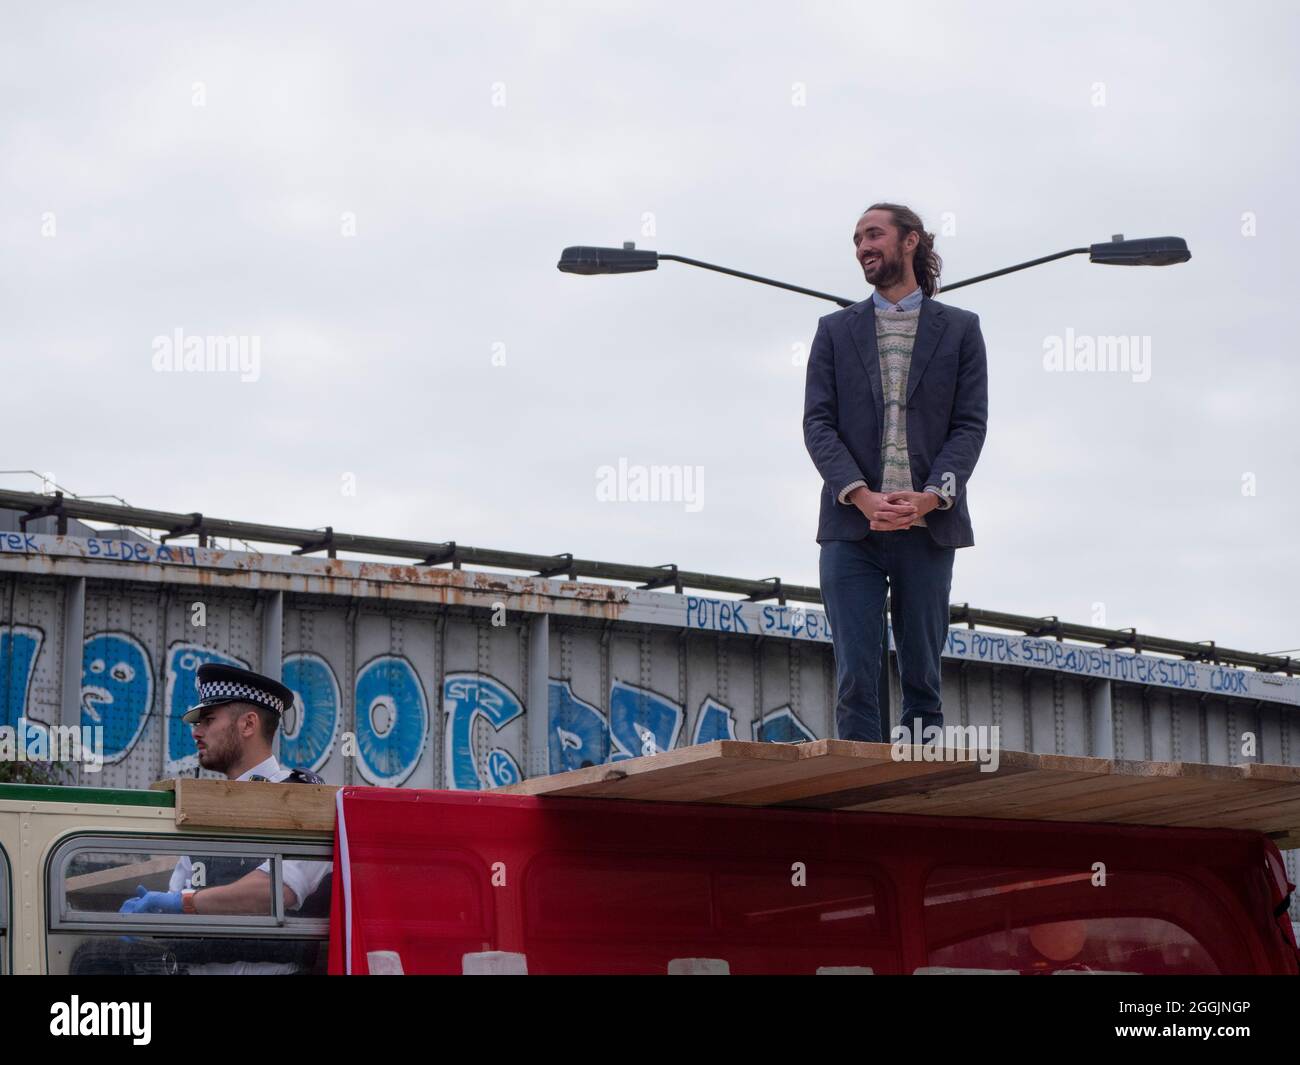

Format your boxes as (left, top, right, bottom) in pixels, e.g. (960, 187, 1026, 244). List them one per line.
(0, 488, 1292, 675)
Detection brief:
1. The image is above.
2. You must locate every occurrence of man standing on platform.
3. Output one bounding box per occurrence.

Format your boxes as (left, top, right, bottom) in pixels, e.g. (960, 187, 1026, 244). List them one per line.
(803, 202, 988, 744)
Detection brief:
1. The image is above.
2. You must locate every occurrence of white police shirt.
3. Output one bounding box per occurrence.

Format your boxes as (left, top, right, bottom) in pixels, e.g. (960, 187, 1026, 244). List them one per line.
(166, 755, 330, 975)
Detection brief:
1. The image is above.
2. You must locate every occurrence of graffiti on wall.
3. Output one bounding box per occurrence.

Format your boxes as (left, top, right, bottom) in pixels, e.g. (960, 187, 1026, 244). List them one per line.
(549, 680, 609, 773)
(942, 628, 1259, 697)
(443, 673, 523, 790)
(356, 655, 429, 787)
(1, 625, 43, 731)
(82, 632, 153, 763)
(4, 624, 820, 788)
(280, 652, 340, 774)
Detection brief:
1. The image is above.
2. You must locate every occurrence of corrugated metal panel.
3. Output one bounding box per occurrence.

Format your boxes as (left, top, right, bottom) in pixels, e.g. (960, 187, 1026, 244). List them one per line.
(0, 534, 1296, 806)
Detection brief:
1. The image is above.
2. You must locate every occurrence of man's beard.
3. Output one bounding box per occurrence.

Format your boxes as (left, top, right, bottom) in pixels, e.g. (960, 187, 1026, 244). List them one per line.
(198, 732, 239, 774)
(865, 248, 905, 289)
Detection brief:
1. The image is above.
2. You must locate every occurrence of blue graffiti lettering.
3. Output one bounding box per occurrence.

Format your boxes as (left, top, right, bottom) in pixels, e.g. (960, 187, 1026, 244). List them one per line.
(548, 679, 609, 773)
(280, 653, 340, 774)
(84, 538, 196, 565)
(692, 696, 737, 744)
(1211, 667, 1249, 695)
(443, 673, 523, 790)
(354, 655, 428, 787)
(82, 632, 152, 763)
(485, 747, 522, 786)
(0, 626, 43, 729)
(609, 680, 683, 761)
(752, 705, 816, 743)
(686, 596, 751, 635)
(758, 605, 832, 641)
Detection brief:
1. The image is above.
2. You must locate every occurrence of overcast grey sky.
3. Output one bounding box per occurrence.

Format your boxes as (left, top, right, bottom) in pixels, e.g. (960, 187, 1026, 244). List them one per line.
(4, 1, 1297, 657)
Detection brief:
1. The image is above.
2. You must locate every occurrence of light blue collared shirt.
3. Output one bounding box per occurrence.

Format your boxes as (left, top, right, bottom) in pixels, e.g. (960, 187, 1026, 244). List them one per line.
(872, 285, 923, 312)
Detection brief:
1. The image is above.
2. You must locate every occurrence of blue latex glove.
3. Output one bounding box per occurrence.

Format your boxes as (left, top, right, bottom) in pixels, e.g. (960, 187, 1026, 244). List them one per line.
(118, 885, 183, 914)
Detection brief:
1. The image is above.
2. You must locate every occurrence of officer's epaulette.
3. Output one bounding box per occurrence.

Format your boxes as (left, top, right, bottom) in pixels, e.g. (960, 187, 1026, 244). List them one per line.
(283, 768, 325, 785)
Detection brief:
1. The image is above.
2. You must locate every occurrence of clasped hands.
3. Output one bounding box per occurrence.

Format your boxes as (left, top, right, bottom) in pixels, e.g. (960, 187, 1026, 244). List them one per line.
(849, 487, 939, 532)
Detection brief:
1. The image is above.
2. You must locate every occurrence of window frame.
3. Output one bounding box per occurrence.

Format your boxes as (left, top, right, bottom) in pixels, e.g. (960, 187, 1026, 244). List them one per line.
(0, 842, 10, 975)
(920, 861, 1240, 975)
(47, 831, 332, 939)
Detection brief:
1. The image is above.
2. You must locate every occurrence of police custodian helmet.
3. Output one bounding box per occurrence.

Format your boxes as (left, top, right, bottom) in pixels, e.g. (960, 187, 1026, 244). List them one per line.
(182, 663, 296, 724)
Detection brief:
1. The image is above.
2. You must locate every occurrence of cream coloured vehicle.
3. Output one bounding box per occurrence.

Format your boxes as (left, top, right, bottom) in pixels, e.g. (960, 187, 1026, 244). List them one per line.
(0, 779, 335, 975)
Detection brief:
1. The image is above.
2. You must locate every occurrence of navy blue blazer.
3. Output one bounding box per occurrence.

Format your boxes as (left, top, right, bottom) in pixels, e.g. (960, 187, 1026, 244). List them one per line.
(802, 294, 988, 548)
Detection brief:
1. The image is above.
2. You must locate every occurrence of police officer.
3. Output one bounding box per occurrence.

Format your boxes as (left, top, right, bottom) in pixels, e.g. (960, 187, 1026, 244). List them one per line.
(109, 664, 330, 973)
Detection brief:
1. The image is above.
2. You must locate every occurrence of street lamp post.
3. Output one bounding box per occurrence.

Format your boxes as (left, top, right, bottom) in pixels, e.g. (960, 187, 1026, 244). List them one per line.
(558, 231, 1191, 739)
(558, 235, 1190, 302)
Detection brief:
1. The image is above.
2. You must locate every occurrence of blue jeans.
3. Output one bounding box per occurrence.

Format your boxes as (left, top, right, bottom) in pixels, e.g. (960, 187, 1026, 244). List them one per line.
(819, 529, 955, 743)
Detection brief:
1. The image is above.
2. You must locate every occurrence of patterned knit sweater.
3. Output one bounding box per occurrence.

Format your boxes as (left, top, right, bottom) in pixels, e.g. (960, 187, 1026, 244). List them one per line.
(875, 306, 925, 527)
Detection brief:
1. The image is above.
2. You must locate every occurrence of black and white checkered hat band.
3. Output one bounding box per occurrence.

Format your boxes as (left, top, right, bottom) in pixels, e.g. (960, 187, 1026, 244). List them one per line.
(197, 679, 285, 714)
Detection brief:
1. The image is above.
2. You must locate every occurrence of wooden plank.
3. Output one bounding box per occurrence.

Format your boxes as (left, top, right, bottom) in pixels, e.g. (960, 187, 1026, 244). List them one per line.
(619, 745, 828, 802)
(1122, 777, 1300, 827)
(1165, 793, 1300, 832)
(847, 768, 1121, 817)
(830, 753, 1113, 817)
(1243, 763, 1300, 784)
(157, 778, 338, 832)
(1180, 764, 1300, 833)
(678, 740, 959, 806)
(874, 757, 1133, 817)
(496, 741, 802, 800)
(1031, 761, 1247, 823)
(709, 751, 959, 806)
(785, 748, 1042, 811)
(495, 743, 1300, 841)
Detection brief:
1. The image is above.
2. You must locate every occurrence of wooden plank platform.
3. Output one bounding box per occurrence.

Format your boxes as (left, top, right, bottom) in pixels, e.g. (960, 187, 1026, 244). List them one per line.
(152, 778, 339, 833)
(495, 740, 1300, 845)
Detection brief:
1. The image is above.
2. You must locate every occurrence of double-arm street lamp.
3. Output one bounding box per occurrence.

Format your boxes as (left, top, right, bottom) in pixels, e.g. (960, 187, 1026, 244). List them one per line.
(557, 235, 1190, 303)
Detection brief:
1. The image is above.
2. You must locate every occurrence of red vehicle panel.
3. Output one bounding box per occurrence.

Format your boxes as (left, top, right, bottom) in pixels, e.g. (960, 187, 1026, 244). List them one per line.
(328, 789, 1300, 975)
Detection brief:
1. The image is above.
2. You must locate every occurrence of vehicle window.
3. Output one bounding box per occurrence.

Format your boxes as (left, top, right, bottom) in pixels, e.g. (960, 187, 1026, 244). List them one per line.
(924, 865, 1235, 975)
(64, 845, 278, 916)
(48, 836, 332, 976)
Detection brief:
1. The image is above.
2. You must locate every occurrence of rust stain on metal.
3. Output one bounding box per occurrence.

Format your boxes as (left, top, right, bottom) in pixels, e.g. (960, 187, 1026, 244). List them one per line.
(2, 537, 637, 622)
